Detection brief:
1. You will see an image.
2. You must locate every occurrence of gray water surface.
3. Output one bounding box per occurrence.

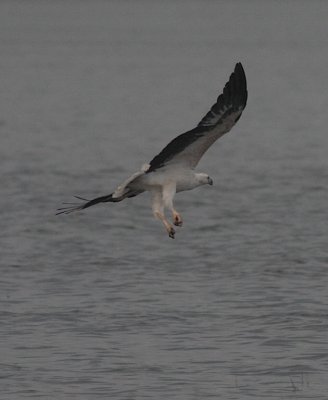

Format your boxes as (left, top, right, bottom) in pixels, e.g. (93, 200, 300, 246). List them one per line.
(1, 1, 328, 399)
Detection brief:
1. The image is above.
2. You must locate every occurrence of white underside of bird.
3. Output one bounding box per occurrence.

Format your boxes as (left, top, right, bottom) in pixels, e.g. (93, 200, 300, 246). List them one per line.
(111, 163, 213, 238)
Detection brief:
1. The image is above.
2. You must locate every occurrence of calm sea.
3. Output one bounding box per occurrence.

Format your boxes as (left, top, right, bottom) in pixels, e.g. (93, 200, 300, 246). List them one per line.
(1, 1, 328, 399)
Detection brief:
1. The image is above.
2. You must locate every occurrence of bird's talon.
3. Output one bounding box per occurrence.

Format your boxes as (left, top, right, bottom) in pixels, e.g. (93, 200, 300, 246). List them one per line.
(168, 228, 175, 239)
(174, 218, 183, 227)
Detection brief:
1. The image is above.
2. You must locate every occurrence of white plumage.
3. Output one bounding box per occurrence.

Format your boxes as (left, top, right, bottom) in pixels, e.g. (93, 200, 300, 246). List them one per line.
(57, 63, 248, 238)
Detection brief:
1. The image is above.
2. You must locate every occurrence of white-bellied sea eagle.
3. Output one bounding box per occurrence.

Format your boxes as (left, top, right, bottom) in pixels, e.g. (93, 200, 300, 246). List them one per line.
(57, 63, 248, 238)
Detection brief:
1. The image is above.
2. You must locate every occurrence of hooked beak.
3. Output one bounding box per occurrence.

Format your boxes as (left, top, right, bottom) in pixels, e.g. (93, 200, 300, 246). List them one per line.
(208, 177, 213, 186)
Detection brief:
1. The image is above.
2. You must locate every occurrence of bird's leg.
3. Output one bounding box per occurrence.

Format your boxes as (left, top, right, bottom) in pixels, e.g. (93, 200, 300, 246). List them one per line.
(154, 212, 175, 239)
(172, 209, 183, 227)
(162, 182, 182, 229)
(152, 189, 175, 239)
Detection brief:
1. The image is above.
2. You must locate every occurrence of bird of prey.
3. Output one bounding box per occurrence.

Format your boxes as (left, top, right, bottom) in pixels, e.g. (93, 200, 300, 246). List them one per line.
(57, 63, 248, 238)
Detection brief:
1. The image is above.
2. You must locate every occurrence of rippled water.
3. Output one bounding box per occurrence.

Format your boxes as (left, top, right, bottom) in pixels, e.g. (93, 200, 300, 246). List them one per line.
(1, 1, 328, 399)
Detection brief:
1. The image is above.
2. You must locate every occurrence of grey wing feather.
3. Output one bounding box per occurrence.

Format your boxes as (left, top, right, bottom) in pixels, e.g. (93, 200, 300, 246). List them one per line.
(147, 62, 247, 172)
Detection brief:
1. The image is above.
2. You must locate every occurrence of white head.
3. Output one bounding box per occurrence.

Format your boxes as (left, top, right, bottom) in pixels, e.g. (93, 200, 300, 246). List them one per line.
(194, 172, 213, 187)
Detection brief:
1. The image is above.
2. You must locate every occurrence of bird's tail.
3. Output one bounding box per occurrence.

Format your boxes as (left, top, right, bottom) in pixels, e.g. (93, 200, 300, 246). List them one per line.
(56, 193, 121, 215)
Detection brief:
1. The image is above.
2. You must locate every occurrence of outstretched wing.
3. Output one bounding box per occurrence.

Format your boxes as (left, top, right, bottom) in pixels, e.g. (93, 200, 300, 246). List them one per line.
(56, 166, 148, 215)
(147, 62, 247, 172)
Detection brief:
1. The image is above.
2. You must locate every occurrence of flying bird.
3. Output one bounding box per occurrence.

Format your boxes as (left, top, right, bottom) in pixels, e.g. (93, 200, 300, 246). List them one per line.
(57, 63, 248, 238)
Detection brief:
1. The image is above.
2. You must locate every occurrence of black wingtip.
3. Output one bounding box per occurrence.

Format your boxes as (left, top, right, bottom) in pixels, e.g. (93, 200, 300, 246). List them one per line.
(235, 62, 245, 75)
(55, 195, 90, 215)
(205, 61, 248, 120)
(235, 62, 244, 71)
(232, 62, 248, 109)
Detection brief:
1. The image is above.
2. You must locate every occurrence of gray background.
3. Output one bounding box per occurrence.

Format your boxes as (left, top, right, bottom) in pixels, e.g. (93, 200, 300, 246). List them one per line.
(1, 0, 327, 399)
